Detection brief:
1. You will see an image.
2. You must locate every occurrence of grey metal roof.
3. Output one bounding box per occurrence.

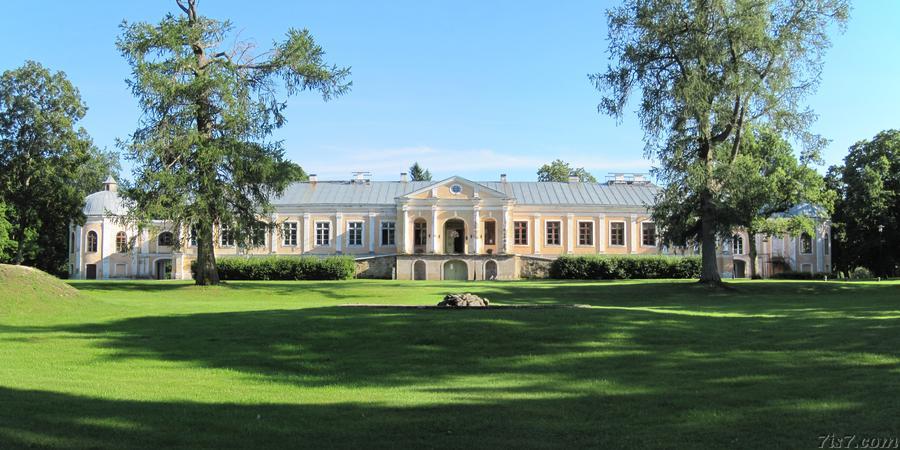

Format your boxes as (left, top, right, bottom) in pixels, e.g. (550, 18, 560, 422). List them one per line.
(272, 180, 659, 207)
(83, 190, 128, 216)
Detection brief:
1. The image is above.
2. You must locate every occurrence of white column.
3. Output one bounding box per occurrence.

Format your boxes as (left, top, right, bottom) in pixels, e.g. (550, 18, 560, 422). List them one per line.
(100, 220, 109, 279)
(501, 205, 510, 254)
(472, 207, 481, 254)
(131, 225, 138, 277)
(302, 213, 311, 253)
(792, 235, 799, 269)
(533, 214, 541, 255)
(566, 213, 575, 254)
(335, 212, 343, 253)
(629, 214, 638, 254)
(431, 206, 439, 254)
(270, 213, 278, 253)
(402, 206, 411, 254)
(597, 214, 605, 253)
(74, 225, 82, 279)
(369, 212, 377, 253)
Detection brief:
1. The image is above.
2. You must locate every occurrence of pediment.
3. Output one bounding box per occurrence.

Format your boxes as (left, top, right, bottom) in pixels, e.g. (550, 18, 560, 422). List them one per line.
(401, 176, 508, 201)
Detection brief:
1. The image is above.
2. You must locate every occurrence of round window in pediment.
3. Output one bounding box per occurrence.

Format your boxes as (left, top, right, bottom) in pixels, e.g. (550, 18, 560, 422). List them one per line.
(450, 184, 463, 194)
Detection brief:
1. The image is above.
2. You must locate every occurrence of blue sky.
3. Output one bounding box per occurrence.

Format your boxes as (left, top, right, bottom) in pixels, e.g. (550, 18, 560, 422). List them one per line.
(1, 1, 898, 182)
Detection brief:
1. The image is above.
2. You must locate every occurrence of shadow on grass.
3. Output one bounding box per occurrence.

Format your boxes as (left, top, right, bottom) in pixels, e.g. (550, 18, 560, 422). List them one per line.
(6, 281, 900, 448)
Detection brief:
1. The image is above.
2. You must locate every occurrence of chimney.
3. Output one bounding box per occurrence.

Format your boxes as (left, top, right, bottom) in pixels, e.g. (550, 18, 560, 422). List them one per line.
(309, 174, 317, 185)
(400, 172, 408, 183)
(500, 173, 507, 183)
(568, 174, 580, 183)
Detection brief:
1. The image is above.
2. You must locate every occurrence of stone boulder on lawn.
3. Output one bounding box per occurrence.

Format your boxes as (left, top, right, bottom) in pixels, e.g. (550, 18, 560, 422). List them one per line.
(438, 293, 490, 307)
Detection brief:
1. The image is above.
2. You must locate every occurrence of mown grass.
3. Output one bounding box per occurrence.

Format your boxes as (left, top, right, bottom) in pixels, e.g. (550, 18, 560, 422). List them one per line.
(1, 277, 899, 449)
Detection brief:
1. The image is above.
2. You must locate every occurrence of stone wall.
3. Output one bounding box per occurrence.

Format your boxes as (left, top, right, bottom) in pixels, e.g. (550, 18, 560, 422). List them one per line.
(518, 256, 553, 279)
(355, 255, 396, 279)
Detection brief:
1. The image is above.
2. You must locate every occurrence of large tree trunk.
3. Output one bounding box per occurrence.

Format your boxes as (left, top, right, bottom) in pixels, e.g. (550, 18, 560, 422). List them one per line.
(193, 219, 219, 285)
(748, 227, 758, 279)
(699, 191, 722, 284)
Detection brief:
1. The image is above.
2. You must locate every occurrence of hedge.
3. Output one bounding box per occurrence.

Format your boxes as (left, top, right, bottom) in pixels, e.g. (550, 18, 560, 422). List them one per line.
(191, 256, 356, 280)
(549, 255, 701, 279)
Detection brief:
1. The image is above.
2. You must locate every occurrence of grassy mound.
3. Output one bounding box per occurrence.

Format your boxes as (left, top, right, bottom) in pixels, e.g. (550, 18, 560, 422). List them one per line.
(0, 264, 83, 316)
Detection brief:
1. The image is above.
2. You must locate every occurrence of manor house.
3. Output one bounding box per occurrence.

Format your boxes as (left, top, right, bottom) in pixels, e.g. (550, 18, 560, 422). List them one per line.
(69, 173, 832, 280)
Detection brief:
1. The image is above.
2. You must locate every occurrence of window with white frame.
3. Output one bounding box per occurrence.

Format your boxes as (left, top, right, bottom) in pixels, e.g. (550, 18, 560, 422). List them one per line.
(824, 233, 830, 255)
(732, 234, 744, 255)
(249, 224, 266, 247)
(220, 224, 234, 247)
(189, 226, 198, 246)
(158, 231, 174, 246)
(116, 231, 128, 253)
(347, 221, 363, 246)
(578, 221, 593, 246)
(545, 221, 561, 246)
(642, 222, 657, 246)
(315, 222, 331, 246)
(800, 233, 813, 254)
(609, 222, 625, 246)
(381, 221, 395, 246)
(514, 221, 528, 245)
(283, 222, 298, 246)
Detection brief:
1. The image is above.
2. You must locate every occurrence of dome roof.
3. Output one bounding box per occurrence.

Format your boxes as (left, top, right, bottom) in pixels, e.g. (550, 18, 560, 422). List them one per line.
(83, 190, 128, 216)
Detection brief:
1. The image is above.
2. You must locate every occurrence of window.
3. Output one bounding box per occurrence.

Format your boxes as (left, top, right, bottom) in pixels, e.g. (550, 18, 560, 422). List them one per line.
(732, 235, 744, 255)
(115, 263, 126, 277)
(414, 221, 427, 246)
(220, 225, 234, 247)
(450, 184, 463, 194)
(158, 231, 174, 247)
(514, 221, 528, 245)
(283, 222, 298, 246)
(642, 223, 657, 246)
(578, 221, 593, 246)
(315, 222, 330, 246)
(116, 231, 128, 253)
(249, 224, 266, 247)
(824, 234, 830, 255)
(381, 221, 395, 246)
(347, 221, 363, 246)
(484, 221, 496, 245)
(609, 222, 625, 246)
(800, 233, 813, 254)
(87, 231, 98, 252)
(545, 221, 561, 246)
(189, 226, 198, 247)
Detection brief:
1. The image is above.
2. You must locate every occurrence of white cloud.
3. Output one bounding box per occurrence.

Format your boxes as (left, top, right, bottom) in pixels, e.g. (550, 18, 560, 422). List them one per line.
(298, 146, 651, 180)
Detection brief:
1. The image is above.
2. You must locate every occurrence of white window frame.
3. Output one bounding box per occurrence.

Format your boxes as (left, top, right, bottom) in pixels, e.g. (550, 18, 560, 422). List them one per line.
(641, 222, 657, 247)
(732, 234, 744, 255)
(800, 233, 813, 255)
(545, 220, 562, 246)
(116, 231, 128, 253)
(189, 226, 197, 247)
(249, 226, 267, 247)
(347, 221, 364, 247)
(380, 220, 396, 246)
(513, 220, 529, 246)
(219, 225, 234, 247)
(576, 220, 594, 247)
(609, 221, 626, 247)
(283, 221, 298, 246)
(315, 221, 331, 247)
(158, 231, 174, 247)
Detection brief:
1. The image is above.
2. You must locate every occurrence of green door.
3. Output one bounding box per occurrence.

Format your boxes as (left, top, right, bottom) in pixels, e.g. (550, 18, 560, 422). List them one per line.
(443, 260, 468, 280)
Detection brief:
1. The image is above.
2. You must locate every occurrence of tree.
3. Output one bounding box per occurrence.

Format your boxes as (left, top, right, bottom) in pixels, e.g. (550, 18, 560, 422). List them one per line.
(723, 126, 829, 277)
(0, 61, 98, 270)
(592, 0, 848, 284)
(117, 0, 350, 285)
(537, 159, 597, 182)
(827, 130, 899, 277)
(409, 162, 432, 181)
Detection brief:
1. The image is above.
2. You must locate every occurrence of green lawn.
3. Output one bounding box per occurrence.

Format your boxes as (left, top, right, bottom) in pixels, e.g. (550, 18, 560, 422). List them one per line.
(1, 278, 899, 449)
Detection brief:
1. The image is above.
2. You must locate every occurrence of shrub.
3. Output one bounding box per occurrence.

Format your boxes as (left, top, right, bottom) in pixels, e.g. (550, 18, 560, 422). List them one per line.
(850, 266, 874, 280)
(769, 270, 823, 280)
(549, 255, 701, 280)
(190, 256, 356, 281)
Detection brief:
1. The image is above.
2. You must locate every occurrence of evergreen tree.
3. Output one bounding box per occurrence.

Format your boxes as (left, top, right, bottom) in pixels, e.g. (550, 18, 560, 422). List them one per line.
(117, 0, 349, 285)
(409, 162, 432, 181)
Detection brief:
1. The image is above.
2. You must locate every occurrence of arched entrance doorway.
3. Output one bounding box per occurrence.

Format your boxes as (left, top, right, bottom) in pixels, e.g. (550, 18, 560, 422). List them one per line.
(733, 259, 746, 278)
(444, 219, 466, 254)
(413, 260, 427, 280)
(484, 260, 498, 280)
(155, 259, 172, 280)
(443, 260, 467, 280)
